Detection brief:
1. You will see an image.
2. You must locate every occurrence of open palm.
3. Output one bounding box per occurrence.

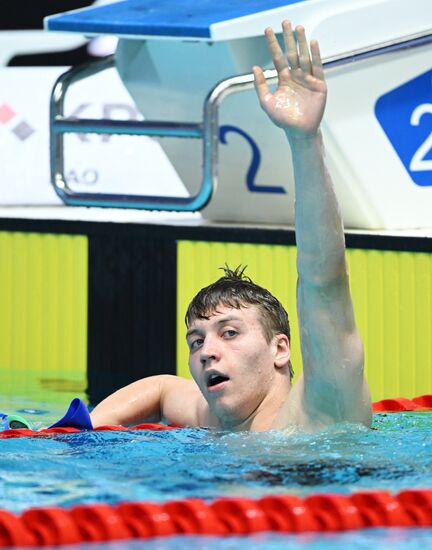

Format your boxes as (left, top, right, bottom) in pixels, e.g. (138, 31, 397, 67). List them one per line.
(254, 22, 327, 138)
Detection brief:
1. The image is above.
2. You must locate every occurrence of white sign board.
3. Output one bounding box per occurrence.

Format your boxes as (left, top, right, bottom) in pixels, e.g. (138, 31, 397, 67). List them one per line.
(0, 66, 188, 205)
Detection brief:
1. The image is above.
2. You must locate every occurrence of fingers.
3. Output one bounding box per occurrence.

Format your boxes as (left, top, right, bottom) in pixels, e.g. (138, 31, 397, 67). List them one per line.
(253, 65, 270, 105)
(281, 20, 322, 78)
(282, 20, 299, 70)
(310, 39, 324, 81)
(258, 21, 324, 100)
(264, 27, 290, 85)
(295, 25, 312, 74)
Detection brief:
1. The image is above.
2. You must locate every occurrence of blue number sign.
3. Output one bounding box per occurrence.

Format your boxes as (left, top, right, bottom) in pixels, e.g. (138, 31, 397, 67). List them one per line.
(220, 125, 286, 194)
(375, 69, 432, 187)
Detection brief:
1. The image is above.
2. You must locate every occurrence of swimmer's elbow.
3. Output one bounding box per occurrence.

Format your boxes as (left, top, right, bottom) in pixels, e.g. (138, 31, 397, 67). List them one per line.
(297, 250, 348, 289)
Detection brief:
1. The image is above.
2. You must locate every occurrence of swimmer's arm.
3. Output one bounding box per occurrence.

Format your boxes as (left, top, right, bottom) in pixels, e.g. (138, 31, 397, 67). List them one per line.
(289, 133, 371, 428)
(90, 375, 207, 428)
(283, 48, 371, 428)
(254, 22, 371, 427)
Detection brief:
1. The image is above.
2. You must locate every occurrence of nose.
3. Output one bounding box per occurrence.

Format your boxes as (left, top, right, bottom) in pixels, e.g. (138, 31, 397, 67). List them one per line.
(200, 335, 220, 366)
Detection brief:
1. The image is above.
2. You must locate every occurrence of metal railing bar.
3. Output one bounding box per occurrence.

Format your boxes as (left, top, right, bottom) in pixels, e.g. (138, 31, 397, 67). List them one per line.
(202, 31, 432, 109)
(323, 31, 432, 68)
(53, 118, 203, 138)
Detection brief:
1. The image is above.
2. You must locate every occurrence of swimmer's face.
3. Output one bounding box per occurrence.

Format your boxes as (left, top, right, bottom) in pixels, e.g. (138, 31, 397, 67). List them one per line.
(186, 304, 288, 427)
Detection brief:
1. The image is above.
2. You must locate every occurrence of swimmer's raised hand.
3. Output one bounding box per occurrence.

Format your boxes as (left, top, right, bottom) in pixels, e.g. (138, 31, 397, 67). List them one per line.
(253, 21, 327, 139)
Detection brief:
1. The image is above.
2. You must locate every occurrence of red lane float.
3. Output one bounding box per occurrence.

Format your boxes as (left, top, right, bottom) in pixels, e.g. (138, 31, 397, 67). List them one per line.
(372, 394, 432, 412)
(0, 490, 431, 547)
(0, 423, 177, 439)
(373, 398, 422, 412)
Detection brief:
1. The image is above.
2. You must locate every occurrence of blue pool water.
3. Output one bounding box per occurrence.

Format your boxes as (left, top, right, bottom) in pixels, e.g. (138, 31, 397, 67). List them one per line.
(65, 530, 432, 550)
(1, 408, 431, 549)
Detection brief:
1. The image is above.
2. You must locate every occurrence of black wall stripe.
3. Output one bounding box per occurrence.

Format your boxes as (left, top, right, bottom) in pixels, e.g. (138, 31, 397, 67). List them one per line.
(0, 218, 431, 253)
(87, 232, 177, 405)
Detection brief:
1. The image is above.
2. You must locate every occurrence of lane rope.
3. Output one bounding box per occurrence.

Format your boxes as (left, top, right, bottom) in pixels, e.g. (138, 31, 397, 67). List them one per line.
(0, 489, 431, 546)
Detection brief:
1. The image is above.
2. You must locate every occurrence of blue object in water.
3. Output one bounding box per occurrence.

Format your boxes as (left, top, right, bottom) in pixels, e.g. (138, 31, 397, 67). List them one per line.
(48, 398, 93, 430)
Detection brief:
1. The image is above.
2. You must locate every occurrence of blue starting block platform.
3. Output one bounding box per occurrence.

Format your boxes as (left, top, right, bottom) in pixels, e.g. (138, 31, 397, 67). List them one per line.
(44, 0, 432, 230)
(45, 0, 305, 40)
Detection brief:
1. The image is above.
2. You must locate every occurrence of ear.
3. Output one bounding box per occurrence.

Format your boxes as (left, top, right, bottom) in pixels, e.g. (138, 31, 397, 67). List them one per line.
(273, 334, 291, 369)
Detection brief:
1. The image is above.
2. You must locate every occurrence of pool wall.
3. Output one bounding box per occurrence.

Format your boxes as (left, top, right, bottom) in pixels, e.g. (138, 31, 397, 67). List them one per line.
(0, 218, 430, 405)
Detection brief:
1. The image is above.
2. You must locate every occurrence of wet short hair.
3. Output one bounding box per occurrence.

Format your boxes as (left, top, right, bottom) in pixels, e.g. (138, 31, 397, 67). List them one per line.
(185, 265, 293, 379)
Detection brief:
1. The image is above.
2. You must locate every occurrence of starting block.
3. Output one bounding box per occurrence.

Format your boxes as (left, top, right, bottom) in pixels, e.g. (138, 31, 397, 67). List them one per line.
(45, 0, 432, 229)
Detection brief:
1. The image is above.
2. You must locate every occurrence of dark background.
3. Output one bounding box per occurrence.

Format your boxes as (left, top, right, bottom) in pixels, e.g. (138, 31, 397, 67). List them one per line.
(3, 1, 98, 66)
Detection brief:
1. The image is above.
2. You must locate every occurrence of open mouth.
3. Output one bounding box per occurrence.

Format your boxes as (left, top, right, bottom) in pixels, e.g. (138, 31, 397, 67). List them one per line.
(207, 373, 229, 389)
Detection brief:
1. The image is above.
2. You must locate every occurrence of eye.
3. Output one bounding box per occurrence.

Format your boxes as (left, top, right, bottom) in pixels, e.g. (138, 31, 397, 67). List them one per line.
(223, 329, 237, 338)
(189, 338, 203, 351)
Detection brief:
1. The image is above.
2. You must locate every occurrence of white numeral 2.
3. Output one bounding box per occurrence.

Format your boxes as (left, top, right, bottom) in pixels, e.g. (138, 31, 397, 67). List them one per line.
(409, 103, 432, 172)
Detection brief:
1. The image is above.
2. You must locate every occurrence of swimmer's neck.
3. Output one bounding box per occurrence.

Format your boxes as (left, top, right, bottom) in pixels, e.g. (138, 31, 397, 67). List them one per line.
(209, 391, 290, 433)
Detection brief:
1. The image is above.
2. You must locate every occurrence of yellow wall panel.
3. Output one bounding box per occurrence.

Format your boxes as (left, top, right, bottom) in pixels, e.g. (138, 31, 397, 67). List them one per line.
(347, 248, 432, 401)
(414, 253, 432, 393)
(177, 240, 432, 402)
(0, 232, 88, 404)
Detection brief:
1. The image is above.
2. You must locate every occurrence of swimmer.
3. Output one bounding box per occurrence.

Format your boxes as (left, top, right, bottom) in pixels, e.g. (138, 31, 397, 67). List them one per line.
(90, 21, 372, 432)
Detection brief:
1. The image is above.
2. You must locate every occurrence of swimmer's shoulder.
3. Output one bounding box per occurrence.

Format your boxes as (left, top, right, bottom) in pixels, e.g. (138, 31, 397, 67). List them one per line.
(159, 375, 216, 428)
